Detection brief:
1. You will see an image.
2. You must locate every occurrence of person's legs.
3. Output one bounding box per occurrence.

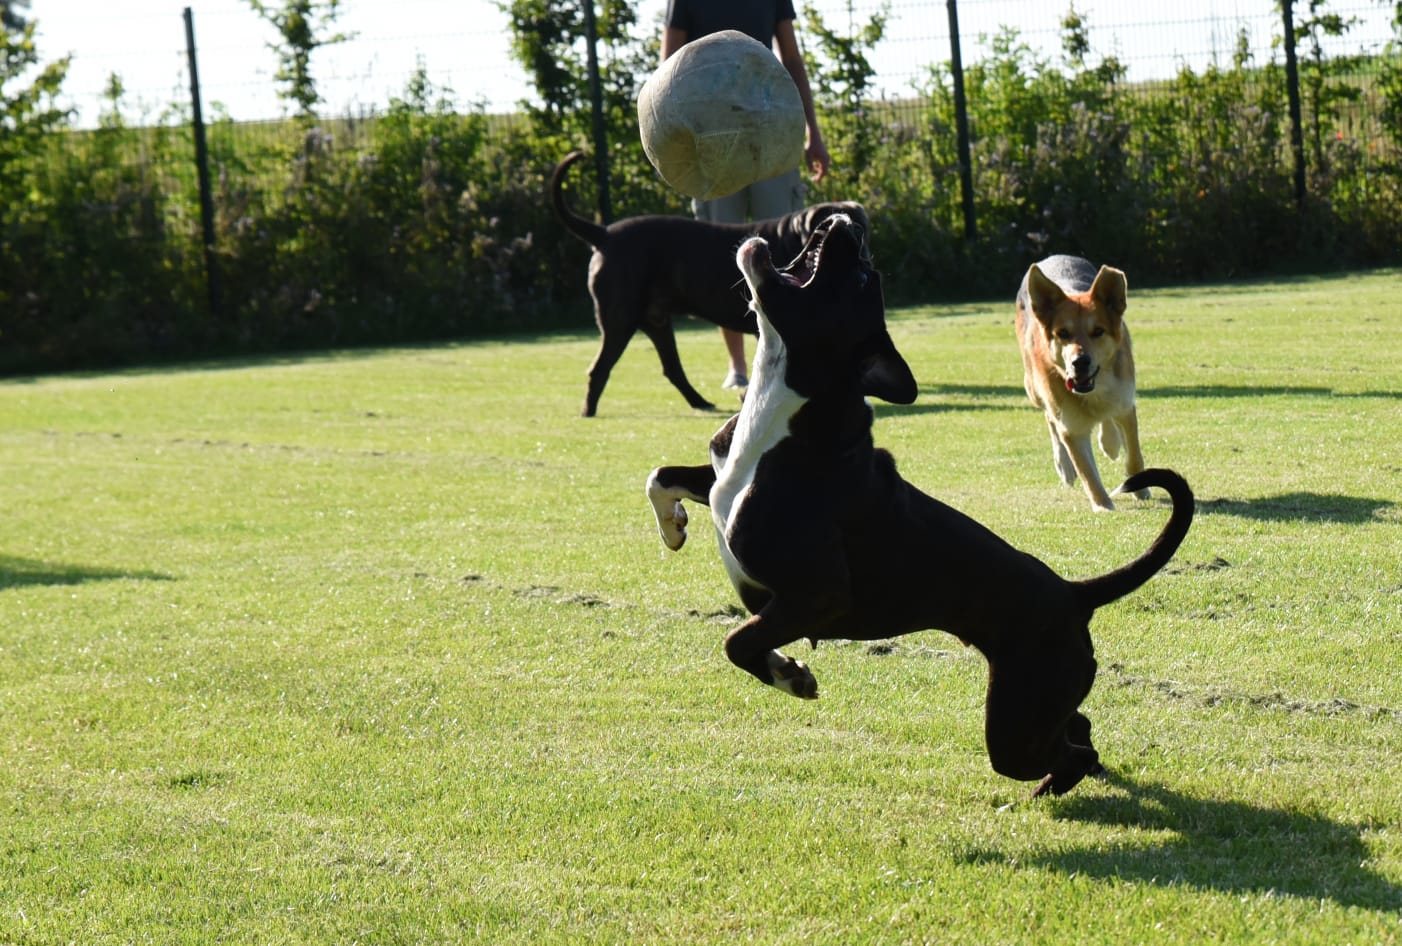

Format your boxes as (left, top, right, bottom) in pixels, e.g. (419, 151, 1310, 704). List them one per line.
(694, 189, 755, 389)
(692, 189, 748, 223)
(747, 168, 805, 219)
(716, 171, 805, 390)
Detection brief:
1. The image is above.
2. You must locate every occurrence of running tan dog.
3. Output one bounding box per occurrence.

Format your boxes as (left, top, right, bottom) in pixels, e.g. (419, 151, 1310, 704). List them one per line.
(646, 217, 1194, 797)
(551, 150, 868, 417)
(1016, 255, 1149, 511)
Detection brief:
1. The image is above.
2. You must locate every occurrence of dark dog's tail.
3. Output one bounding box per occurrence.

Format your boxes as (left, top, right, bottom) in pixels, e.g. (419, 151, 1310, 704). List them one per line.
(1073, 469, 1195, 610)
(550, 150, 609, 249)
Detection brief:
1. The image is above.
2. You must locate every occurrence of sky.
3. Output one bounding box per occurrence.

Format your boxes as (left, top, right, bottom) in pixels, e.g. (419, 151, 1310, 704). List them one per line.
(28, 1, 1398, 128)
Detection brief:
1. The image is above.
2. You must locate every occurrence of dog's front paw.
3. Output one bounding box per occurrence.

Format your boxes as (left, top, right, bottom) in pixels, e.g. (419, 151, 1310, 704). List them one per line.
(766, 650, 818, 700)
(657, 500, 688, 550)
(646, 470, 693, 550)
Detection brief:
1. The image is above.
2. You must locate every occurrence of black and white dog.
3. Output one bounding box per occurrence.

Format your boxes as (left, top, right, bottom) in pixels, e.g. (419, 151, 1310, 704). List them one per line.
(644, 214, 1194, 797)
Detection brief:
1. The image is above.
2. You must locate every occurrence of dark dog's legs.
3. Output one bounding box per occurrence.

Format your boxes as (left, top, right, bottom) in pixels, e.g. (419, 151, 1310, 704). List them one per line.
(584, 322, 638, 417)
(984, 641, 1101, 797)
(639, 319, 716, 412)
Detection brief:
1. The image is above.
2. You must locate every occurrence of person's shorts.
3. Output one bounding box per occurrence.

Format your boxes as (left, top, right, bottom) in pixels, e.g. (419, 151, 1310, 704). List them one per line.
(691, 168, 805, 223)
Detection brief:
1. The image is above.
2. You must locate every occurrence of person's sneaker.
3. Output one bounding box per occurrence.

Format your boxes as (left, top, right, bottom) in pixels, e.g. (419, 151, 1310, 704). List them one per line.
(722, 370, 749, 391)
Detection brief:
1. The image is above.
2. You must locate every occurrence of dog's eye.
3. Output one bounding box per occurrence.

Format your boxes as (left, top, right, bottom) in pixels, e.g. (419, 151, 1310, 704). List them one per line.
(1056, 329, 1073, 341)
(1090, 327, 1106, 338)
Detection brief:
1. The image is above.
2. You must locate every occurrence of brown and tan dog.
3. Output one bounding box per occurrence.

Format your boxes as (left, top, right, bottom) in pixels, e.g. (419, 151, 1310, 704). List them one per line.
(1016, 255, 1150, 511)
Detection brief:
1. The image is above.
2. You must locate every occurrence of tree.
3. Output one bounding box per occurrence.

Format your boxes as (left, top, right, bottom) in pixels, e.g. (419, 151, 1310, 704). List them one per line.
(500, 0, 648, 139)
(2, 0, 29, 32)
(1279, 0, 1364, 169)
(802, 1, 887, 185)
(246, 0, 354, 119)
(0, 14, 70, 323)
(0, 17, 70, 184)
(1376, 0, 1402, 149)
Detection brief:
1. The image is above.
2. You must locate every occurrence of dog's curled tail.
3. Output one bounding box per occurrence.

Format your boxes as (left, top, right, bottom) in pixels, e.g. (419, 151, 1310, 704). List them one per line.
(1074, 468, 1195, 610)
(550, 150, 609, 249)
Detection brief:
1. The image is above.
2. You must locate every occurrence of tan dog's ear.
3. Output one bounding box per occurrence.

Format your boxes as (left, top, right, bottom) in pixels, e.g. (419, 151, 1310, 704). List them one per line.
(1026, 264, 1067, 326)
(1090, 265, 1128, 320)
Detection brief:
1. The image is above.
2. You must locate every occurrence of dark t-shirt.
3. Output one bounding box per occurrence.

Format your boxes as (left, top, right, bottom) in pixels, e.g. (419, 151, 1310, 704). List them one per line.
(664, 0, 798, 48)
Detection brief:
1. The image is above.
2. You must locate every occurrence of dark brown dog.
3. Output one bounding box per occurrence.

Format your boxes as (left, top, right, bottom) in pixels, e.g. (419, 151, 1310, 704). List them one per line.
(644, 214, 1194, 797)
(551, 150, 868, 416)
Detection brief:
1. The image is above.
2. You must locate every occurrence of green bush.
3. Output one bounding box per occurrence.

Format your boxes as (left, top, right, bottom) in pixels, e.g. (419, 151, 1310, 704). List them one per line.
(0, 6, 1399, 374)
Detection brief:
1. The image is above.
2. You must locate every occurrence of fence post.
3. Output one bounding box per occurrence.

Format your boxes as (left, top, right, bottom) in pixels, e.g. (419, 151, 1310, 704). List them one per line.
(1280, 0, 1307, 206)
(183, 7, 221, 317)
(946, 0, 977, 240)
(582, 0, 612, 223)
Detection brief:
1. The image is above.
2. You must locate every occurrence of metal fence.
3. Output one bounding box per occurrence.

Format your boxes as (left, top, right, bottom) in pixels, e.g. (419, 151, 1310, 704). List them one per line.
(36, 0, 1398, 315)
(12, 1, 1399, 367)
(46, 1, 1398, 128)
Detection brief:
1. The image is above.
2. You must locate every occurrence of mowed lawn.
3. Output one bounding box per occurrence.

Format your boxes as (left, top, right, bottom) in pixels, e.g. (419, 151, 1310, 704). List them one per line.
(1, 268, 1399, 944)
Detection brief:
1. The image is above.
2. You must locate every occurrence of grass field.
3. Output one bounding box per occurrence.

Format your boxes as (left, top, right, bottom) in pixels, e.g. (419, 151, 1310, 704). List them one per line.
(1, 268, 1399, 944)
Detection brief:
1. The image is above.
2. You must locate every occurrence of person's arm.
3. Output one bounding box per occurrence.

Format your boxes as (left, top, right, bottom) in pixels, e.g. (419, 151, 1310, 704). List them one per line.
(773, 18, 830, 182)
(661, 26, 687, 62)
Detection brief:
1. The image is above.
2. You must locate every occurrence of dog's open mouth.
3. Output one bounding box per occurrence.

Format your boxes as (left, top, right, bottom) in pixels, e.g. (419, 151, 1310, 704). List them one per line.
(778, 215, 862, 287)
(1066, 369, 1100, 394)
(777, 232, 825, 287)
(737, 214, 865, 305)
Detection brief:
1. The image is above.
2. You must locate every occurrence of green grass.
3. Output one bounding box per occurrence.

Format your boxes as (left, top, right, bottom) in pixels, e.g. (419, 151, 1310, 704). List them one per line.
(1, 268, 1399, 944)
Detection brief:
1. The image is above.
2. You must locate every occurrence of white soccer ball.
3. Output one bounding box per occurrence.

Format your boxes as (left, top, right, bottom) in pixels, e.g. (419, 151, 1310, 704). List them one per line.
(637, 30, 806, 201)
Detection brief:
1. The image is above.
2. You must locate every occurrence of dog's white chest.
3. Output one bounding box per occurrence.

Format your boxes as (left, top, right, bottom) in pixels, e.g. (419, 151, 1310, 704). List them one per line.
(709, 326, 804, 594)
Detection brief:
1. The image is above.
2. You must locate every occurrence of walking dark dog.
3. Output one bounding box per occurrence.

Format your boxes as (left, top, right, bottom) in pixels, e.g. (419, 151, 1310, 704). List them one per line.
(551, 150, 868, 416)
(644, 214, 1194, 797)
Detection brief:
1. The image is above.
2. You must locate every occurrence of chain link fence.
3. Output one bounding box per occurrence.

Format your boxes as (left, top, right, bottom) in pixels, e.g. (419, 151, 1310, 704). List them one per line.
(45, 1, 1397, 125)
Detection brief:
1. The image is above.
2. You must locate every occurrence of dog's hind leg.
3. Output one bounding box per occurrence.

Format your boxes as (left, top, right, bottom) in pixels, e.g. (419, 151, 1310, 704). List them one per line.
(985, 644, 1101, 796)
(640, 319, 716, 412)
(583, 324, 638, 417)
(645, 464, 715, 550)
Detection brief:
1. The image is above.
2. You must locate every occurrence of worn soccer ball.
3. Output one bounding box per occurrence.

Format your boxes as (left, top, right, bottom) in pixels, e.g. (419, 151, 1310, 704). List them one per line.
(637, 29, 805, 201)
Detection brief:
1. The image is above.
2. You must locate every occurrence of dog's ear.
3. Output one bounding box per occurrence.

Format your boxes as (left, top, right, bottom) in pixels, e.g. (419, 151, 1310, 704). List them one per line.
(1090, 266, 1128, 319)
(860, 336, 918, 404)
(1026, 264, 1067, 325)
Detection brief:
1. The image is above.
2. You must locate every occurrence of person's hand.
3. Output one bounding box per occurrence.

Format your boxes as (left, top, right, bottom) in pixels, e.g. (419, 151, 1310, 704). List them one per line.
(806, 134, 831, 182)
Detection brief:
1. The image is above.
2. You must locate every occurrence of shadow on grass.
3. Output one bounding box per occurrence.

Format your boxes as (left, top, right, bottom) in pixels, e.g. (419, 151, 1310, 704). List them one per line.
(0, 327, 600, 384)
(1144, 384, 1400, 400)
(972, 773, 1400, 912)
(0, 555, 173, 591)
(877, 383, 1023, 417)
(1054, 773, 1401, 911)
(891, 381, 1401, 413)
(1201, 493, 1394, 524)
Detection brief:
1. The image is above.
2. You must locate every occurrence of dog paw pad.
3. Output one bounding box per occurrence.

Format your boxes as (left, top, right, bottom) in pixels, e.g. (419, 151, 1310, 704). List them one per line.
(657, 502, 689, 550)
